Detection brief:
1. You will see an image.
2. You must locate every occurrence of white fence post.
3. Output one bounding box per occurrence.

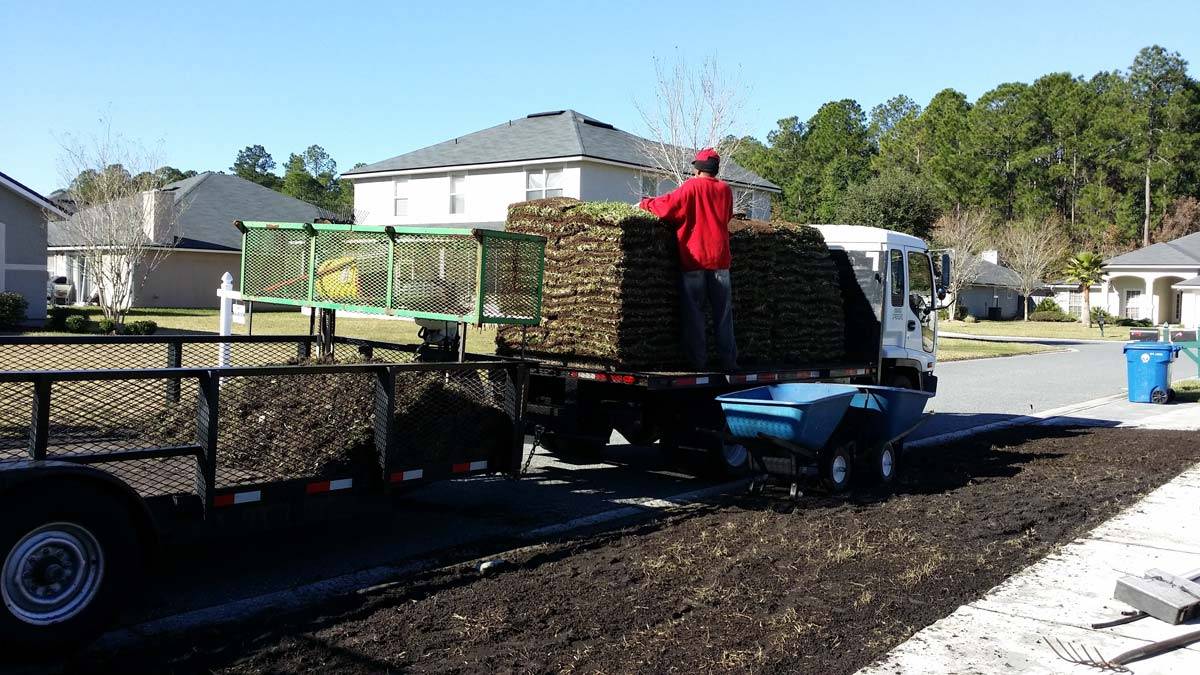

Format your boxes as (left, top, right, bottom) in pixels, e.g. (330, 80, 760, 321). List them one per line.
(217, 272, 233, 367)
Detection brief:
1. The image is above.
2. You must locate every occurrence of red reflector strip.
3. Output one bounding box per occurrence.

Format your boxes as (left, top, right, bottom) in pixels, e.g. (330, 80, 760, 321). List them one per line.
(611, 374, 636, 384)
(213, 490, 261, 507)
(451, 462, 471, 473)
(389, 469, 424, 482)
(305, 478, 353, 494)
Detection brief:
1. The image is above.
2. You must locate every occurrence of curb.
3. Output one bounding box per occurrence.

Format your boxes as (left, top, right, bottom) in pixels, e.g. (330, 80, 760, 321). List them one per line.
(938, 331, 1120, 345)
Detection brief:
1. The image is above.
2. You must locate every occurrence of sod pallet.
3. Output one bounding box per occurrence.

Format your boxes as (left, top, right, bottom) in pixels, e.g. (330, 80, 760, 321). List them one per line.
(496, 198, 846, 369)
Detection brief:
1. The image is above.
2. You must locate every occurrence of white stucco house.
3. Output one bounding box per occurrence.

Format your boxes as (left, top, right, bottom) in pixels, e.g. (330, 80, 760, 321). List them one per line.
(342, 109, 781, 228)
(1035, 233, 1200, 326)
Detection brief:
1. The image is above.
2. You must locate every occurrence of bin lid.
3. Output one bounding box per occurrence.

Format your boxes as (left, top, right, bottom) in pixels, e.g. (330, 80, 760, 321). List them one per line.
(1123, 341, 1180, 354)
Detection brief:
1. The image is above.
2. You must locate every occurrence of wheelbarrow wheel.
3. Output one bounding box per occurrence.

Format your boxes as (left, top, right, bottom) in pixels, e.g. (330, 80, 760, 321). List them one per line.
(868, 442, 899, 487)
(822, 444, 853, 493)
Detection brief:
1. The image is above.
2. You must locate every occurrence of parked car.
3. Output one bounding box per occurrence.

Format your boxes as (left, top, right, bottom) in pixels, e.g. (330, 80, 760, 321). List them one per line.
(46, 274, 72, 305)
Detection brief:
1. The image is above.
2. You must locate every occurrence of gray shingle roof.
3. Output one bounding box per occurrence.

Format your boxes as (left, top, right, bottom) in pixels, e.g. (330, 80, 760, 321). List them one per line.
(1105, 232, 1200, 266)
(48, 172, 329, 250)
(970, 259, 1023, 288)
(1174, 275, 1200, 288)
(344, 110, 781, 192)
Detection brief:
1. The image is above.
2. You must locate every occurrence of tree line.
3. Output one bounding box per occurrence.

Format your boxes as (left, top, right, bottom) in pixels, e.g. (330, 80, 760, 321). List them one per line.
(61, 144, 360, 221)
(733, 45, 1200, 254)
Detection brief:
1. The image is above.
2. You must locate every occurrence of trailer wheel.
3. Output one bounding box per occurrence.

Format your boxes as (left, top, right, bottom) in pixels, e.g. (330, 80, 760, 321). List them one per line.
(869, 442, 899, 487)
(0, 486, 139, 652)
(822, 444, 854, 493)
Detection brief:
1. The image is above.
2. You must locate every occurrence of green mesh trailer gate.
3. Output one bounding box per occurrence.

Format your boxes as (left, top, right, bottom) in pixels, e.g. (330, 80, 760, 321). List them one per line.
(235, 221, 546, 325)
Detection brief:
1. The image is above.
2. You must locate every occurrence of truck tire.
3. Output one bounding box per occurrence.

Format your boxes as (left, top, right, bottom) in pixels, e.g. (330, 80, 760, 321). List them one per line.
(0, 485, 140, 652)
(658, 433, 749, 479)
(887, 371, 917, 390)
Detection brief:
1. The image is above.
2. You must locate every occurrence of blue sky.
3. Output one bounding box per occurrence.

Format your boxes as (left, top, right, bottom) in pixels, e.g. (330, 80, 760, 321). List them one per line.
(3, 0, 1198, 193)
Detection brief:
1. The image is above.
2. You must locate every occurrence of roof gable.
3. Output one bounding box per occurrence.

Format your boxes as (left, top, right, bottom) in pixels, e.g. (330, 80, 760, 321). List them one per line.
(972, 259, 1023, 288)
(345, 110, 781, 191)
(49, 172, 329, 250)
(1106, 232, 1200, 266)
(0, 170, 68, 218)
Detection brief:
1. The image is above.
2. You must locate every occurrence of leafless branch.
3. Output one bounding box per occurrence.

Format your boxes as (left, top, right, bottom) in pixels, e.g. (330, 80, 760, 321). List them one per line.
(1001, 217, 1070, 320)
(54, 122, 182, 322)
(932, 209, 995, 313)
(633, 54, 753, 213)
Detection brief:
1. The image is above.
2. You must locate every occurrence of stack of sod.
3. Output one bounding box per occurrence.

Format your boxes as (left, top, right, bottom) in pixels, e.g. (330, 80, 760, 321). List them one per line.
(496, 198, 846, 368)
(496, 198, 685, 367)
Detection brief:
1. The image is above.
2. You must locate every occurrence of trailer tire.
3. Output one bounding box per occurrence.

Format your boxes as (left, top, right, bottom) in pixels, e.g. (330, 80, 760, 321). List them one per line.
(0, 485, 139, 653)
(868, 442, 899, 487)
(822, 444, 854, 493)
(539, 431, 608, 461)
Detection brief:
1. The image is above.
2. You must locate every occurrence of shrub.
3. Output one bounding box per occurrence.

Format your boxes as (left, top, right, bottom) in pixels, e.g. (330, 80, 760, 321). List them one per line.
(125, 320, 158, 335)
(97, 318, 118, 334)
(1116, 318, 1153, 328)
(1029, 310, 1076, 322)
(0, 292, 28, 329)
(47, 305, 85, 330)
(1090, 307, 1117, 324)
(963, 314, 978, 324)
(64, 315, 90, 333)
(1034, 298, 1065, 314)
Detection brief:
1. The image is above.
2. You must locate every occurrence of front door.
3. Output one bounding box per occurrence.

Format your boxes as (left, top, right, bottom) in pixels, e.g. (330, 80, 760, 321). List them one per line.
(905, 248, 936, 354)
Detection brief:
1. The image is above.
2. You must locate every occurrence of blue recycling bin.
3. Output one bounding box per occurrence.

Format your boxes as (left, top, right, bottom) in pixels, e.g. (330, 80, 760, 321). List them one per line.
(1123, 342, 1181, 403)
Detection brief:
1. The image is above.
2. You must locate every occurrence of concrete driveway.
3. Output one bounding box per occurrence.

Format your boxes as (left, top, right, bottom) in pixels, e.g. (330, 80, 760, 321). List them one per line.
(913, 341, 1200, 441)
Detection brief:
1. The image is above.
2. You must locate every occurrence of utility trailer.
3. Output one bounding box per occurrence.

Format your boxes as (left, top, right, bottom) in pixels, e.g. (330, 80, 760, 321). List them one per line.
(520, 225, 950, 476)
(0, 333, 527, 650)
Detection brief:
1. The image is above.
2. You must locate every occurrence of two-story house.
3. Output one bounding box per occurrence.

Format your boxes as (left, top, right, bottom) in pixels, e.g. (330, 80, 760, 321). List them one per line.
(343, 110, 781, 228)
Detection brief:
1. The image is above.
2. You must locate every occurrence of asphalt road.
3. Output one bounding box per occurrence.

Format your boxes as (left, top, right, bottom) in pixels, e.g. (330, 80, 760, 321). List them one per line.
(108, 340, 1200, 639)
(913, 341, 1200, 439)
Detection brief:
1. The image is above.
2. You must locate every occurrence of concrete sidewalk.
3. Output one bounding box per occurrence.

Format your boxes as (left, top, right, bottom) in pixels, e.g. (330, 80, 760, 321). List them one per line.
(859, 403, 1200, 674)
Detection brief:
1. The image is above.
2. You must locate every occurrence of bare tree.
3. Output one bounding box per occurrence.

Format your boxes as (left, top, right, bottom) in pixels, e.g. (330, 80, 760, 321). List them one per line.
(634, 54, 754, 213)
(1000, 217, 1070, 321)
(932, 209, 994, 317)
(55, 125, 181, 323)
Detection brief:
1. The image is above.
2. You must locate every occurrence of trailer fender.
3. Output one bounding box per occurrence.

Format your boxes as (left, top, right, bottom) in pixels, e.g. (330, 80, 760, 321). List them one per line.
(0, 460, 158, 554)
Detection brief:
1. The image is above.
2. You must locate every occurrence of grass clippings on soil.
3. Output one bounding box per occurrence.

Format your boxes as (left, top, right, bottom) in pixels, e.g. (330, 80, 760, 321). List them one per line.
(76, 426, 1200, 675)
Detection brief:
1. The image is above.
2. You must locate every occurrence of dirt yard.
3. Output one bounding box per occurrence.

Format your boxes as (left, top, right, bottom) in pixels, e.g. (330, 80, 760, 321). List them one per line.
(74, 426, 1200, 674)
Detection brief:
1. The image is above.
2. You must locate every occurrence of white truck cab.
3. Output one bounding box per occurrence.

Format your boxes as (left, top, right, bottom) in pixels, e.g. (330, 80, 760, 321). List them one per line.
(814, 225, 948, 392)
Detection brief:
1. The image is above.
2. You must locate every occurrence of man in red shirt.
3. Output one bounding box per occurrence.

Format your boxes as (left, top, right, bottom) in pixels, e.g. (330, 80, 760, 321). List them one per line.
(639, 148, 738, 371)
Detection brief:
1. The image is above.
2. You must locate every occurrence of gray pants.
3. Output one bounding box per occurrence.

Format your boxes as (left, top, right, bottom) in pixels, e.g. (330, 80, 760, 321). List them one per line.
(680, 269, 738, 371)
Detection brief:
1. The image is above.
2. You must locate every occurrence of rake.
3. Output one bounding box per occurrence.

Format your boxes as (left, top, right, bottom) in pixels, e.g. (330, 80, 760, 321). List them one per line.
(1046, 629, 1200, 672)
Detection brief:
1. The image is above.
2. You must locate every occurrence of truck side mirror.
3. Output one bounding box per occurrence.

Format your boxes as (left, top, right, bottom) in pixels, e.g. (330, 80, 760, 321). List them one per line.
(938, 252, 951, 300)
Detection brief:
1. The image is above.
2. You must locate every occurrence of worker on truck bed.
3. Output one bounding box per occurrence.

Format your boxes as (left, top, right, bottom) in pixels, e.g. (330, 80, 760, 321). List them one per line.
(638, 148, 738, 371)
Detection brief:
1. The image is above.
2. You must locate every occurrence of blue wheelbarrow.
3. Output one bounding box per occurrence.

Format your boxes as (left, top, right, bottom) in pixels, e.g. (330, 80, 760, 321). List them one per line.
(717, 383, 933, 496)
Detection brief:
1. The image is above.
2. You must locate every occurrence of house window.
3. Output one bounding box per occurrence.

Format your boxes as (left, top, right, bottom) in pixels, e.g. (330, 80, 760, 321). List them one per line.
(1124, 290, 1142, 319)
(449, 172, 466, 214)
(525, 167, 564, 200)
(734, 190, 751, 218)
(393, 178, 408, 217)
(640, 174, 658, 198)
(1068, 291, 1083, 318)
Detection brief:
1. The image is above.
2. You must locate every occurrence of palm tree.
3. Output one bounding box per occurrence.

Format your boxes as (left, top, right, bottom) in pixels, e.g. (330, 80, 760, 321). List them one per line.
(1064, 252, 1106, 328)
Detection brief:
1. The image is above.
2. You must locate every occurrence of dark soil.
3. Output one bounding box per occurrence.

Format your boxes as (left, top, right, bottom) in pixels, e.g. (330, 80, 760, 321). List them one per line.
(74, 426, 1200, 674)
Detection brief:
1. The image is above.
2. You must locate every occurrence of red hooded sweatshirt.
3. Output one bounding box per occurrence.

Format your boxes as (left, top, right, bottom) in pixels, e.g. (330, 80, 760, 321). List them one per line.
(638, 176, 733, 272)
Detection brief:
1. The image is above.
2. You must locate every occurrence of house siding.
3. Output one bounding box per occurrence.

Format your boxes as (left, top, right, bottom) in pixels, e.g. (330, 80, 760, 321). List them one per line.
(133, 251, 240, 308)
(354, 163, 584, 227)
(959, 285, 1021, 320)
(354, 159, 775, 227)
(0, 186, 50, 321)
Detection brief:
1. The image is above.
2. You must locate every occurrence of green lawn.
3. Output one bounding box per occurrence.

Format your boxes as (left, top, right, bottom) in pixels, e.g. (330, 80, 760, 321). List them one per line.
(936, 337, 1058, 362)
(1173, 379, 1200, 403)
(940, 319, 1133, 341)
(28, 307, 501, 354)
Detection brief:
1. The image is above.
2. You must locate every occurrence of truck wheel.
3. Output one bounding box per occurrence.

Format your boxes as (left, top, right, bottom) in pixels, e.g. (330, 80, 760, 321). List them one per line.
(822, 444, 853, 493)
(539, 431, 609, 462)
(0, 486, 140, 652)
(888, 372, 917, 390)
